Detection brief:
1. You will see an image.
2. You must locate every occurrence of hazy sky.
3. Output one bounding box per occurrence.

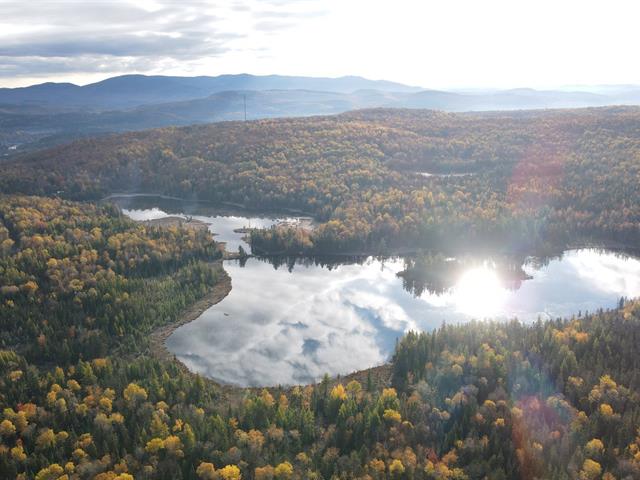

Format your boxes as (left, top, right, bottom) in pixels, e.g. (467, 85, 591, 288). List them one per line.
(1, 0, 639, 89)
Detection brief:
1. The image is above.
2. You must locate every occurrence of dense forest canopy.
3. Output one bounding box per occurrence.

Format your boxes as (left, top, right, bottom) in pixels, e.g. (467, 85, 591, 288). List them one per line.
(2, 107, 639, 254)
(0, 195, 222, 364)
(0, 199, 638, 479)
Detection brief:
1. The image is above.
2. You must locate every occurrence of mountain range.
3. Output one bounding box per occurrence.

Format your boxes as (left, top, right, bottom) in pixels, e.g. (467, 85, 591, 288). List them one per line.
(0, 74, 423, 110)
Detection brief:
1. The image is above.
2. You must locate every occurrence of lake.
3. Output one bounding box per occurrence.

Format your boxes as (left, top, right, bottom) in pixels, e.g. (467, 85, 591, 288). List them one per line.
(109, 194, 310, 252)
(113, 196, 640, 387)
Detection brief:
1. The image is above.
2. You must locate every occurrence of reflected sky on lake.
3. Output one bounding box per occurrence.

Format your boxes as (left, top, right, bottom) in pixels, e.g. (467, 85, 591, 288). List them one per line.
(167, 250, 640, 387)
(118, 198, 640, 387)
(118, 199, 303, 251)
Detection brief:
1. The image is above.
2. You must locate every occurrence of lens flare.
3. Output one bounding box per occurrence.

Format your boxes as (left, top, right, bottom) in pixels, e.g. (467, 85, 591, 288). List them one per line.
(453, 265, 507, 318)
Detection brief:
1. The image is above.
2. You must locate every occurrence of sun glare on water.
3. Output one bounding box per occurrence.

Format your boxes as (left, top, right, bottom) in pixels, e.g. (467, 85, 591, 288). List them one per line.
(453, 265, 507, 318)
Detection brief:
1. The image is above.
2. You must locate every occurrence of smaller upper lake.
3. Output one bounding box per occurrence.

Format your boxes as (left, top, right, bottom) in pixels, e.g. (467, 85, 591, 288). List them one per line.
(110, 194, 310, 252)
(113, 196, 640, 387)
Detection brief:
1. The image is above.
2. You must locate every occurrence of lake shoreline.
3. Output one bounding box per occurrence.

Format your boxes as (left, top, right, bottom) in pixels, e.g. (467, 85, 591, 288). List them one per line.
(126, 194, 639, 393)
(252, 239, 640, 262)
(106, 192, 639, 259)
(147, 260, 394, 403)
(142, 215, 210, 231)
(148, 262, 231, 367)
(103, 191, 318, 219)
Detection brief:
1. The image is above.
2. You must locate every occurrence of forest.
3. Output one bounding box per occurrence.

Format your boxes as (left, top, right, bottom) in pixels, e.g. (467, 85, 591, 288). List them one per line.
(1, 107, 639, 255)
(0, 104, 639, 479)
(0, 195, 637, 479)
(0, 195, 222, 363)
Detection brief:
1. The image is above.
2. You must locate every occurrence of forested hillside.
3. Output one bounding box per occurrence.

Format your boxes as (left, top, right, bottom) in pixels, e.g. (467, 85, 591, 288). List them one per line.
(0, 196, 222, 363)
(3, 107, 639, 254)
(0, 199, 639, 479)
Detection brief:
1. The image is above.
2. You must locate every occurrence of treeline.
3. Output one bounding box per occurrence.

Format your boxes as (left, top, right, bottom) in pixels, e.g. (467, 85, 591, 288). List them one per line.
(396, 252, 535, 297)
(0, 195, 222, 364)
(2, 107, 639, 254)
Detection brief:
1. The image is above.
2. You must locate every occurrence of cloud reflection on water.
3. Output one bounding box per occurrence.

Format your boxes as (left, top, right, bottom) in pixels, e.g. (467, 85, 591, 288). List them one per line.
(116, 199, 640, 387)
(167, 250, 640, 387)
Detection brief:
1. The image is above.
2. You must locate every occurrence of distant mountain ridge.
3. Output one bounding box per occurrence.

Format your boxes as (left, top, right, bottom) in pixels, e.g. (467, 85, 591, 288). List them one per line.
(2, 73, 640, 113)
(0, 73, 423, 109)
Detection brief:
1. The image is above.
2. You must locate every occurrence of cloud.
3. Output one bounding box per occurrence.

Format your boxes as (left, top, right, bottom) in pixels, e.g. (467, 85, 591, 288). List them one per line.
(253, 20, 297, 32)
(0, 0, 325, 83)
(0, 55, 164, 77)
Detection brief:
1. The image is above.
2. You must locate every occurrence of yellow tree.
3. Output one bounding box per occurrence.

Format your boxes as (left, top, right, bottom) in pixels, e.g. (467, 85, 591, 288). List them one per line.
(218, 465, 242, 480)
(274, 461, 293, 479)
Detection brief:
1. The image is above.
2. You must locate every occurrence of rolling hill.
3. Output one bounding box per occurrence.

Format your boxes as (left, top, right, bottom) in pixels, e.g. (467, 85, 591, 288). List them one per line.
(3, 106, 639, 254)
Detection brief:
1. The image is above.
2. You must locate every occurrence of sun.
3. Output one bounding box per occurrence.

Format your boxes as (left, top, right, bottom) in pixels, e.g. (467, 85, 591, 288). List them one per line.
(453, 265, 507, 318)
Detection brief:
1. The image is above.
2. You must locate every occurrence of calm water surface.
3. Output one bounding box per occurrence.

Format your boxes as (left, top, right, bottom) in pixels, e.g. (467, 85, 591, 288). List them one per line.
(110, 194, 308, 252)
(115, 197, 640, 387)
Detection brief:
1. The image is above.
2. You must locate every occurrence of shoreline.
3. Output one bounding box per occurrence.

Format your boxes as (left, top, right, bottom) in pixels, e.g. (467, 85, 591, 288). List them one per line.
(146, 238, 639, 398)
(145, 261, 393, 404)
(252, 236, 640, 260)
(105, 192, 638, 258)
(102, 191, 318, 219)
(128, 196, 639, 398)
(142, 215, 210, 231)
(148, 262, 231, 366)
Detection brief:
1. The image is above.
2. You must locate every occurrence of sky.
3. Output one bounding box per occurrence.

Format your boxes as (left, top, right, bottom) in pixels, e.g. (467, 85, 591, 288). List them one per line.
(0, 0, 639, 89)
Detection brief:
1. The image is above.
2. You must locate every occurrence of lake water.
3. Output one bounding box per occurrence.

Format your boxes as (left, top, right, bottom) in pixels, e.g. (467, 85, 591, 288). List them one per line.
(114, 196, 640, 387)
(109, 194, 309, 252)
